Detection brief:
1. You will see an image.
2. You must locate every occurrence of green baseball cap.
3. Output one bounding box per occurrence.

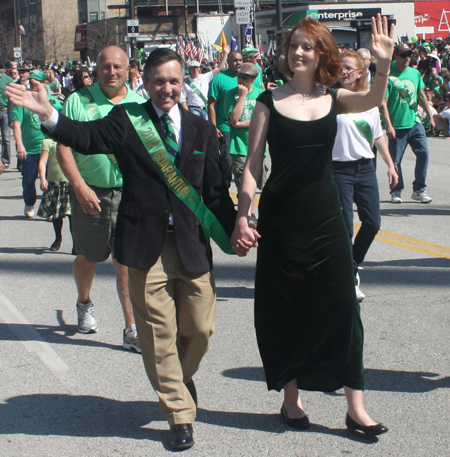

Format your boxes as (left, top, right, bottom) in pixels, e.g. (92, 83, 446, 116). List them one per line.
(242, 47, 258, 58)
(29, 69, 47, 81)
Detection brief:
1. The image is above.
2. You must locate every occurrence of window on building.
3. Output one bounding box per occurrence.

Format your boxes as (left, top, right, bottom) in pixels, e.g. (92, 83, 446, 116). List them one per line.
(90, 12, 98, 22)
(79, 12, 88, 23)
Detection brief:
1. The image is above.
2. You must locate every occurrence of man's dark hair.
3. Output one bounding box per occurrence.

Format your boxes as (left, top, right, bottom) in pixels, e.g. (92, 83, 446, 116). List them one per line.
(143, 48, 185, 80)
(129, 59, 140, 69)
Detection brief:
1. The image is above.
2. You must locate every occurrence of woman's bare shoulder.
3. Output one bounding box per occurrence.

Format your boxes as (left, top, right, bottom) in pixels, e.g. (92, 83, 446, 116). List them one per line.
(271, 84, 293, 102)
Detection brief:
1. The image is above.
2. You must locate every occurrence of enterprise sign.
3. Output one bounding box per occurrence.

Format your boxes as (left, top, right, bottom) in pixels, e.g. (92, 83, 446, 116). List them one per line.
(256, 8, 381, 28)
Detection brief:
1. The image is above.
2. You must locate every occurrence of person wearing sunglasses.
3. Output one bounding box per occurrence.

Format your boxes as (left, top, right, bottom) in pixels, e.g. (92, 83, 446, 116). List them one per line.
(380, 44, 434, 203)
(72, 67, 93, 92)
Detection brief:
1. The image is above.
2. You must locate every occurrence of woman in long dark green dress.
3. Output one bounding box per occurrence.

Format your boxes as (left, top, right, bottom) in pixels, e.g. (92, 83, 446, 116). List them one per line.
(231, 15, 394, 436)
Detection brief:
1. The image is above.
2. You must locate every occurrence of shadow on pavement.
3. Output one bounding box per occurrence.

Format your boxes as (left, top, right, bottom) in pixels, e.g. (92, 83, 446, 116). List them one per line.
(0, 312, 132, 353)
(0, 393, 380, 444)
(0, 394, 162, 440)
(379, 206, 450, 217)
(222, 366, 450, 394)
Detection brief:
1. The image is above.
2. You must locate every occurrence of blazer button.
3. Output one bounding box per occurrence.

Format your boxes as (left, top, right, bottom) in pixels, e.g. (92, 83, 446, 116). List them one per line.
(163, 210, 169, 217)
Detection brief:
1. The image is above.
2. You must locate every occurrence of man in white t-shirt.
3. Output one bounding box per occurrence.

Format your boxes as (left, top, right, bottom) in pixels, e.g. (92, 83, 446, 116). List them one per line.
(433, 95, 450, 137)
(180, 45, 230, 120)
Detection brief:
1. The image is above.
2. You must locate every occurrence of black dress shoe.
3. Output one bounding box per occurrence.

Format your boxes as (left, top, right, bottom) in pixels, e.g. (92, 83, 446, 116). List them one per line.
(168, 424, 194, 450)
(185, 379, 197, 406)
(50, 239, 62, 251)
(280, 404, 310, 429)
(346, 414, 388, 436)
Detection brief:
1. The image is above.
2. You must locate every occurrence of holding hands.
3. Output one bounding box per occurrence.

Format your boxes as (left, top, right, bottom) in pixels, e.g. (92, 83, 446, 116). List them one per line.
(231, 216, 260, 257)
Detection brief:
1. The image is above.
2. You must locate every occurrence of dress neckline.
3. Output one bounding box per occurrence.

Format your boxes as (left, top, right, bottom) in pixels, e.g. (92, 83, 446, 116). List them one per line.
(269, 90, 334, 123)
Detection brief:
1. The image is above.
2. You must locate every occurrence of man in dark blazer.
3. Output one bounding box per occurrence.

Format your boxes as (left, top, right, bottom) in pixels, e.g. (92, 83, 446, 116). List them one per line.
(6, 49, 237, 451)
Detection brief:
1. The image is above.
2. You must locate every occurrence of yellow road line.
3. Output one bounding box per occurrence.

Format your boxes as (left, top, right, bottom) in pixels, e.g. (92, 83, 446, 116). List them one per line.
(229, 191, 259, 204)
(354, 223, 450, 259)
(229, 191, 450, 258)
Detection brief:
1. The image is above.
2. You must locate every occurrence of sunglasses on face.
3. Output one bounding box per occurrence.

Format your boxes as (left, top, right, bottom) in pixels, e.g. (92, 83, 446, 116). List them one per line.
(342, 66, 360, 74)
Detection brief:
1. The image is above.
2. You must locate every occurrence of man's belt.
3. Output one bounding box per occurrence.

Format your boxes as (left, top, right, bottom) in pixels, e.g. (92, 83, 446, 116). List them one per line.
(188, 105, 206, 109)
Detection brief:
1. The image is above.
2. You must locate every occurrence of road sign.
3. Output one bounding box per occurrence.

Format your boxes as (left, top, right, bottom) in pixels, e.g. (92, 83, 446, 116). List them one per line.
(236, 8, 251, 25)
(127, 19, 139, 38)
(234, 0, 252, 7)
(13, 47, 22, 59)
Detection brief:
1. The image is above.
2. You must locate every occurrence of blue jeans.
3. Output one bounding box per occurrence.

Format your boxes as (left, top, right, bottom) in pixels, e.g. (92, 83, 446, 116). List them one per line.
(333, 159, 381, 277)
(22, 153, 41, 206)
(188, 106, 208, 120)
(0, 110, 11, 166)
(388, 123, 429, 193)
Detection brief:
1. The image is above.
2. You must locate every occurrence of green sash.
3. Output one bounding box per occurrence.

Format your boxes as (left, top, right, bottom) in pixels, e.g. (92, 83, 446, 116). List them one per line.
(186, 79, 208, 106)
(123, 102, 235, 255)
(346, 113, 373, 147)
(79, 87, 120, 171)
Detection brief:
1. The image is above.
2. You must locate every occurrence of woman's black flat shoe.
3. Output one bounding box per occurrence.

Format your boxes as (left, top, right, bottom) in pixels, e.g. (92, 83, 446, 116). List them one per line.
(281, 404, 310, 429)
(346, 414, 388, 436)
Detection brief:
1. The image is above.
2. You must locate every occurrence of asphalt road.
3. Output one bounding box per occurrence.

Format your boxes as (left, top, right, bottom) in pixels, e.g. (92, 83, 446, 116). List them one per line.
(1, 136, 449, 457)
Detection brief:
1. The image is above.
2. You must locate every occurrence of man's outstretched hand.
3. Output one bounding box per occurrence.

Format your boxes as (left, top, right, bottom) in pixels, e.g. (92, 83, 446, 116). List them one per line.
(5, 82, 53, 120)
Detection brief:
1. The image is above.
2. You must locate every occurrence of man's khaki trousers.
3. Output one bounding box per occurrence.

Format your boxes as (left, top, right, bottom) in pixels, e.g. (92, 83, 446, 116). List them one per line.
(128, 232, 216, 425)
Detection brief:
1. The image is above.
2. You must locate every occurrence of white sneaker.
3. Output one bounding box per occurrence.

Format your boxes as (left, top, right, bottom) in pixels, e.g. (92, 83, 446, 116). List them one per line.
(391, 192, 402, 204)
(76, 301, 98, 333)
(355, 285, 366, 302)
(24, 204, 35, 218)
(411, 191, 432, 203)
(123, 323, 141, 353)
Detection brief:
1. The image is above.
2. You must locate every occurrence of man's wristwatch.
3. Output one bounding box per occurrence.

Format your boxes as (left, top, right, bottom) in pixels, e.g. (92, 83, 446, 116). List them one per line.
(247, 213, 257, 229)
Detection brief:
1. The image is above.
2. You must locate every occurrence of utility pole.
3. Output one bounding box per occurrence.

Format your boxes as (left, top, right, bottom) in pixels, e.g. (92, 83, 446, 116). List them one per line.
(13, 0, 19, 48)
(129, 0, 136, 59)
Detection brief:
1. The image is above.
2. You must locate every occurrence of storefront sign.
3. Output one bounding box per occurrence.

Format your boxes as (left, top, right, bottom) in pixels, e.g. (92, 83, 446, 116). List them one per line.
(415, 1, 450, 38)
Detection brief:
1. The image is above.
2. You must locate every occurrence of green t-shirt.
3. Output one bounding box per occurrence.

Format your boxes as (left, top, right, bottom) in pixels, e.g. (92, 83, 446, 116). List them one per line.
(42, 138, 67, 183)
(0, 73, 13, 108)
(225, 86, 264, 156)
(426, 75, 443, 89)
(12, 95, 62, 155)
(62, 83, 145, 188)
(208, 70, 238, 133)
(12, 106, 46, 155)
(385, 65, 425, 129)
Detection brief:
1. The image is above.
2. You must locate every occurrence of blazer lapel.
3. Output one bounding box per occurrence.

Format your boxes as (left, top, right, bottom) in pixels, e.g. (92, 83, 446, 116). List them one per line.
(180, 107, 197, 164)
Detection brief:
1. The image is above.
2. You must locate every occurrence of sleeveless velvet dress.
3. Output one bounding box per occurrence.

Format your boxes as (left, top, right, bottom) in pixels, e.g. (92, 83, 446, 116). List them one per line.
(255, 89, 365, 392)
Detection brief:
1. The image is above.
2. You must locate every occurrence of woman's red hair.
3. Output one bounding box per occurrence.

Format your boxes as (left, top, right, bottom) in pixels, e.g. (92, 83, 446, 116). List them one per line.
(280, 18, 342, 86)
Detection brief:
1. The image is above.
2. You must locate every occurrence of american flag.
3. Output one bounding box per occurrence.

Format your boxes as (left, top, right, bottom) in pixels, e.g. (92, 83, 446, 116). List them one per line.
(196, 46, 204, 63)
(184, 39, 195, 59)
(19, 22, 26, 35)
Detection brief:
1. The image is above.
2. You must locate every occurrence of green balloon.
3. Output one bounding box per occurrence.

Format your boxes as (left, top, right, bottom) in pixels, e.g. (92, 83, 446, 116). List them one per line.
(411, 35, 418, 43)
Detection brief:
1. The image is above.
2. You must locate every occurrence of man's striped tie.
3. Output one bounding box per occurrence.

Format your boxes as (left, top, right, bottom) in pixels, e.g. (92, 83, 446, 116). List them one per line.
(160, 113, 179, 159)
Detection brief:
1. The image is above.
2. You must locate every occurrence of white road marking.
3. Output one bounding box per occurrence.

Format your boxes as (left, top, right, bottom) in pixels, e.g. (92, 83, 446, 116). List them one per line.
(0, 291, 70, 373)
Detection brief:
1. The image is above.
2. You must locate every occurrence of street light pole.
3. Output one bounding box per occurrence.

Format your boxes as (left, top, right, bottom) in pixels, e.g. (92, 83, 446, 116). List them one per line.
(129, 0, 136, 59)
(13, 0, 19, 48)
